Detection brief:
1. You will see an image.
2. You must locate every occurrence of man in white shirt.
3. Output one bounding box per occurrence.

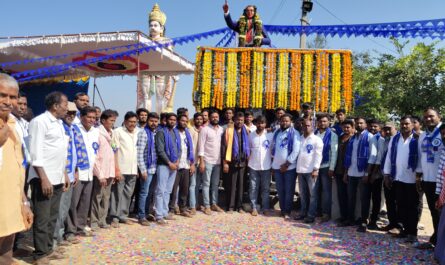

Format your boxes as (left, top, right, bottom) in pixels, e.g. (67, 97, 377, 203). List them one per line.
(314, 113, 338, 223)
(295, 119, 324, 223)
(110, 112, 140, 226)
(271, 113, 301, 219)
(170, 115, 195, 217)
(244, 110, 257, 133)
(416, 108, 443, 249)
(248, 115, 273, 216)
(384, 116, 421, 243)
(66, 106, 99, 239)
(343, 117, 376, 232)
(28, 91, 69, 262)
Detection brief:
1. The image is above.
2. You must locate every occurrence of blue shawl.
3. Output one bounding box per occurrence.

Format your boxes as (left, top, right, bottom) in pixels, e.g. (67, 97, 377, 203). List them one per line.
(421, 126, 441, 163)
(332, 123, 343, 136)
(63, 122, 73, 173)
(272, 127, 296, 156)
(72, 124, 90, 170)
(344, 130, 370, 172)
(163, 127, 181, 163)
(144, 127, 157, 170)
(184, 128, 195, 164)
(389, 132, 418, 178)
(232, 126, 250, 161)
(316, 128, 332, 163)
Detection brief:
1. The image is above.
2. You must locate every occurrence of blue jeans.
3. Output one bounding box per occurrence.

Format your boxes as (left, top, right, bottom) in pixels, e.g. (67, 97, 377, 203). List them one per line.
(274, 169, 297, 214)
(318, 167, 332, 216)
(298, 173, 319, 218)
(249, 168, 271, 211)
(202, 164, 221, 207)
(155, 165, 177, 220)
(189, 167, 202, 209)
(138, 173, 154, 220)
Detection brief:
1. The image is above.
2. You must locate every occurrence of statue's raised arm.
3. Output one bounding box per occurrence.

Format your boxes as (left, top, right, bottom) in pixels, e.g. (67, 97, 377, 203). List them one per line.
(223, 3, 271, 47)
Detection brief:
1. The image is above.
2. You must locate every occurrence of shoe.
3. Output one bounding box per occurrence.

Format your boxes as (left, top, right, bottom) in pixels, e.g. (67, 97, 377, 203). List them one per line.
(227, 208, 234, 214)
(367, 222, 379, 230)
(394, 232, 407, 238)
(304, 217, 315, 224)
(13, 248, 33, 258)
(357, 223, 367, 233)
(156, 219, 168, 225)
(100, 224, 111, 229)
(251, 209, 258, 216)
(57, 240, 71, 247)
(90, 225, 99, 232)
(147, 214, 156, 222)
(65, 235, 80, 244)
(174, 206, 180, 215)
(203, 207, 212, 215)
(190, 208, 197, 215)
(48, 251, 66, 260)
(405, 235, 418, 243)
(319, 214, 330, 223)
(139, 218, 150, 226)
(120, 219, 134, 225)
(238, 208, 246, 214)
(413, 241, 435, 250)
(337, 220, 351, 227)
(379, 224, 396, 232)
(211, 204, 224, 213)
(54, 247, 66, 254)
(294, 214, 306, 221)
(78, 230, 94, 237)
(165, 214, 176, 221)
(181, 211, 193, 218)
(111, 221, 120, 228)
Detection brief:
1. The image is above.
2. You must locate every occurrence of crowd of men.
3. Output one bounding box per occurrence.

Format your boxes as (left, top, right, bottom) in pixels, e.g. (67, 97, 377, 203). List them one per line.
(1, 72, 445, 264)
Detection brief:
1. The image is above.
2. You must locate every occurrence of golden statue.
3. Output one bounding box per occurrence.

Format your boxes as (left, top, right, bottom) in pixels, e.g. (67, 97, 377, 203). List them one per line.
(137, 3, 178, 113)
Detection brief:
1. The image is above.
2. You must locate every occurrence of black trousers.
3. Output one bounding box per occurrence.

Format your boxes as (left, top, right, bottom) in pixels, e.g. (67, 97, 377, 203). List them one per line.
(395, 181, 420, 236)
(131, 176, 141, 215)
(31, 179, 63, 259)
(384, 183, 398, 227)
(347, 176, 362, 223)
(335, 173, 348, 220)
(369, 178, 383, 223)
(66, 180, 93, 235)
(223, 165, 246, 210)
(422, 181, 439, 245)
(170, 169, 190, 212)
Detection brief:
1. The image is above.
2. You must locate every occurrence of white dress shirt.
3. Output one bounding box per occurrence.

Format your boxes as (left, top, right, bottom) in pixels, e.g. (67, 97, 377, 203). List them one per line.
(28, 111, 68, 185)
(245, 124, 257, 134)
(417, 123, 444, 182)
(383, 133, 419, 184)
(297, 133, 324, 174)
(347, 130, 376, 177)
(113, 126, 139, 175)
(315, 129, 338, 170)
(178, 131, 191, 170)
(248, 130, 273, 171)
(12, 115, 31, 165)
(271, 127, 301, 170)
(76, 124, 99, 181)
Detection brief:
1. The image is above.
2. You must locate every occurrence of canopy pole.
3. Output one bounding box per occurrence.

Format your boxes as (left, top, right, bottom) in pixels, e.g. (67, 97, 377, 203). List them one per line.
(136, 33, 141, 110)
(92, 77, 96, 106)
(93, 80, 106, 109)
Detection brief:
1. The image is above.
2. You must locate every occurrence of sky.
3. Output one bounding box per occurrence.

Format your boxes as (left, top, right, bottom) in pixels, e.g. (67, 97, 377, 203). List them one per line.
(1, 0, 445, 122)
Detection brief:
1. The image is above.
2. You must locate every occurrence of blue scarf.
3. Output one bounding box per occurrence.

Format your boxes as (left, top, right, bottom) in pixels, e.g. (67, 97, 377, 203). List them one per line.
(232, 126, 250, 161)
(272, 127, 296, 156)
(63, 122, 74, 173)
(163, 127, 181, 163)
(316, 128, 332, 163)
(389, 132, 419, 178)
(421, 125, 441, 163)
(72, 124, 90, 170)
(344, 130, 370, 172)
(144, 127, 157, 170)
(184, 128, 195, 164)
(332, 123, 343, 136)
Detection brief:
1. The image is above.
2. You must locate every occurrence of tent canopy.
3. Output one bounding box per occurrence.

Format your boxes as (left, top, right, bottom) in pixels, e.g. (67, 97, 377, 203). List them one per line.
(0, 31, 194, 80)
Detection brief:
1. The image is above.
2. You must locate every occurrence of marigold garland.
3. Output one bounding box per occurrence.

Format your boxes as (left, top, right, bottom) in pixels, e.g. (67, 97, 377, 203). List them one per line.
(226, 52, 237, 108)
(193, 47, 353, 112)
(277, 53, 289, 108)
(331, 53, 341, 112)
(200, 51, 213, 108)
(303, 53, 313, 103)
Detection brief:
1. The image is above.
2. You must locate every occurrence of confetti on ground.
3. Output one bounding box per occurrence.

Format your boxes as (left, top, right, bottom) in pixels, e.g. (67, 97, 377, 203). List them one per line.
(16, 211, 436, 264)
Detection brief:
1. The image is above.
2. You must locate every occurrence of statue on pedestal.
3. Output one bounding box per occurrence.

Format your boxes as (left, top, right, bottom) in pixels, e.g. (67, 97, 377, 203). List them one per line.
(137, 3, 178, 113)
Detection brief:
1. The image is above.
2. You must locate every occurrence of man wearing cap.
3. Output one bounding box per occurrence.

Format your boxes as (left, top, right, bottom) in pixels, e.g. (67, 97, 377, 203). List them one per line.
(54, 102, 80, 246)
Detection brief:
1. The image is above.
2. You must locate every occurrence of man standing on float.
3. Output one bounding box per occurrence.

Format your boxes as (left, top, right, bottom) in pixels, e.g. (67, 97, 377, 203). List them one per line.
(223, 1, 271, 47)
